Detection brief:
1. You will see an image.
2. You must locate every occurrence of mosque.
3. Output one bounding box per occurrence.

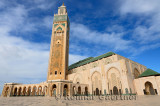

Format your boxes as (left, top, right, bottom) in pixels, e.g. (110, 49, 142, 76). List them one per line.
(1, 3, 160, 97)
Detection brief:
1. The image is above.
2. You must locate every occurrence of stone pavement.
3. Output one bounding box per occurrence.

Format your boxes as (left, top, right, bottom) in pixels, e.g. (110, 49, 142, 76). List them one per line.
(0, 95, 160, 106)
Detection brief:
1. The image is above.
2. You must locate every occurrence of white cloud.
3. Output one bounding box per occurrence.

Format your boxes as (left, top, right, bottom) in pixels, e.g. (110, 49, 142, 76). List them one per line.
(119, 0, 160, 48)
(106, 25, 124, 33)
(42, 16, 54, 28)
(120, 0, 160, 14)
(70, 23, 132, 51)
(27, 0, 56, 10)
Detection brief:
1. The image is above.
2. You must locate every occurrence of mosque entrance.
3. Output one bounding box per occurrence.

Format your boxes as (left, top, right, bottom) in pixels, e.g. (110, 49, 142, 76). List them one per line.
(85, 87, 88, 95)
(95, 88, 99, 95)
(18, 87, 22, 96)
(23, 87, 26, 96)
(77, 86, 81, 95)
(113, 86, 118, 95)
(145, 82, 155, 95)
(32, 86, 37, 96)
(52, 84, 56, 96)
(13, 88, 17, 96)
(28, 87, 31, 96)
(63, 84, 68, 96)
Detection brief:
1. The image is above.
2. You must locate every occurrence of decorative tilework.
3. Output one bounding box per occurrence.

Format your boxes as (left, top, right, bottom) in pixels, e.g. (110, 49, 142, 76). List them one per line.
(61, 23, 65, 26)
(54, 15, 68, 22)
(54, 24, 58, 28)
(56, 27, 62, 31)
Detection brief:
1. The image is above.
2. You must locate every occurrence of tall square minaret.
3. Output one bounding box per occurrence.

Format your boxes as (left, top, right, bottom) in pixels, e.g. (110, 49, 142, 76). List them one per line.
(47, 3, 70, 81)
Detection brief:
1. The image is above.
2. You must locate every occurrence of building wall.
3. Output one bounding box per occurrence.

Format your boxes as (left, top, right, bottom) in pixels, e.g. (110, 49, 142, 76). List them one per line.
(134, 76, 160, 95)
(67, 54, 146, 95)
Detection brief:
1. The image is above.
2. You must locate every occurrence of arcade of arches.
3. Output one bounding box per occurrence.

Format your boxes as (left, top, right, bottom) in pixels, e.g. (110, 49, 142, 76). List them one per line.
(6, 86, 48, 97)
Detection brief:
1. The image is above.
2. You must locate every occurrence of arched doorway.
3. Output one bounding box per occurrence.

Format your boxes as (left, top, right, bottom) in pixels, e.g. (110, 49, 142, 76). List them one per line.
(78, 86, 81, 95)
(28, 87, 31, 96)
(23, 87, 26, 96)
(18, 87, 22, 96)
(95, 88, 99, 95)
(52, 84, 56, 96)
(63, 84, 68, 96)
(38, 86, 42, 95)
(145, 82, 155, 95)
(72, 86, 76, 96)
(113, 86, 118, 95)
(43, 86, 47, 96)
(32, 86, 37, 96)
(13, 87, 17, 96)
(85, 87, 88, 95)
(107, 67, 121, 95)
(91, 71, 102, 96)
(4, 87, 9, 97)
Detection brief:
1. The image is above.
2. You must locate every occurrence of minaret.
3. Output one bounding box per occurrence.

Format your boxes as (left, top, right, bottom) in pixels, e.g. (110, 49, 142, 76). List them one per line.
(47, 3, 70, 81)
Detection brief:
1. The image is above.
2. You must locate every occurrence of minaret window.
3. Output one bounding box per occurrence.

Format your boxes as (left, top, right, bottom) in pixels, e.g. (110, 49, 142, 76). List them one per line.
(57, 32, 61, 36)
(55, 71, 57, 75)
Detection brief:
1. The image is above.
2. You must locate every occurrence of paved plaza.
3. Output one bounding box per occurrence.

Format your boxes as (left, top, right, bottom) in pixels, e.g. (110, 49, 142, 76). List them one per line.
(0, 96, 160, 106)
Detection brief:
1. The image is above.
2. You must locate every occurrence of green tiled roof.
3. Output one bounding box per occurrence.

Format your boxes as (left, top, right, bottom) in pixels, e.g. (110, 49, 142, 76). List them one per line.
(68, 52, 115, 70)
(138, 68, 160, 78)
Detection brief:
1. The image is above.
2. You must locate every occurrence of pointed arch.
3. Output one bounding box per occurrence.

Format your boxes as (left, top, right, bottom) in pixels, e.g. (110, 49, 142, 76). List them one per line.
(106, 67, 121, 95)
(43, 86, 48, 96)
(91, 71, 102, 95)
(18, 87, 22, 96)
(144, 81, 155, 95)
(38, 86, 42, 96)
(27, 86, 32, 96)
(13, 87, 17, 96)
(77, 86, 81, 95)
(72, 86, 76, 96)
(63, 84, 68, 96)
(32, 86, 37, 96)
(85, 87, 88, 95)
(22, 87, 27, 96)
(51, 84, 57, 96)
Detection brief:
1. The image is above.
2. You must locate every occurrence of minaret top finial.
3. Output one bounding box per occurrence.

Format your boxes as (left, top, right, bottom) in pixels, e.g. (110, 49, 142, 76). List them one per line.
(62, 2, 64, 6)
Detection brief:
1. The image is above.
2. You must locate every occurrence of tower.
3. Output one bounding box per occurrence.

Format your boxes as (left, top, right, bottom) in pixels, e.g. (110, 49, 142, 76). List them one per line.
(47, 3, 70, 81)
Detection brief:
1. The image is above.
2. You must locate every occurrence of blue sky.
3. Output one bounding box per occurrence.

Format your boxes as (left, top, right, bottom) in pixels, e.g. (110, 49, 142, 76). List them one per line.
(0, 0, 160, 94)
